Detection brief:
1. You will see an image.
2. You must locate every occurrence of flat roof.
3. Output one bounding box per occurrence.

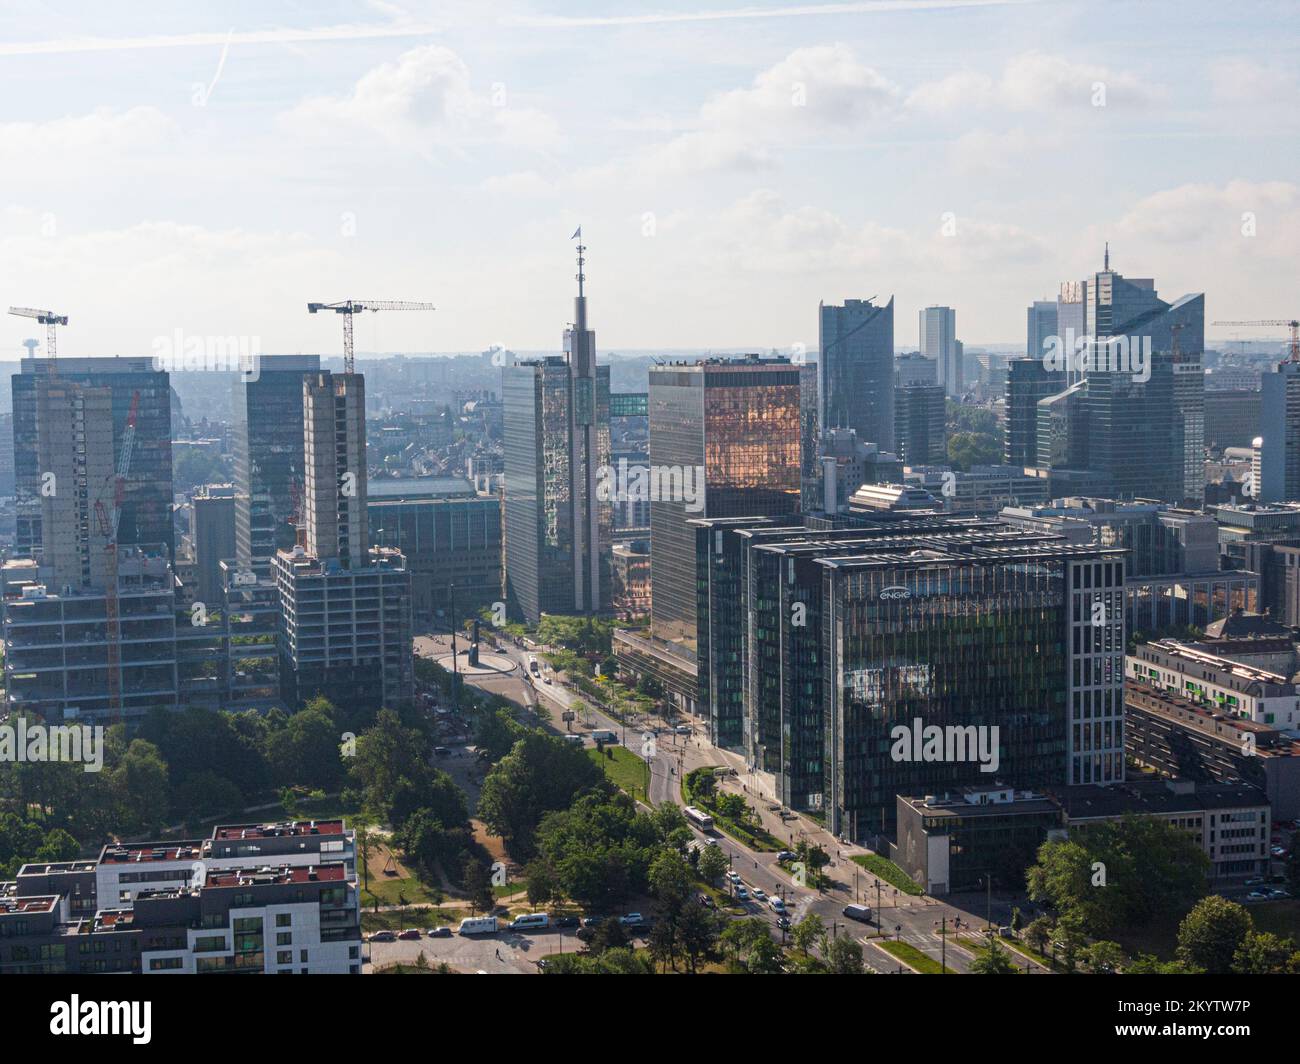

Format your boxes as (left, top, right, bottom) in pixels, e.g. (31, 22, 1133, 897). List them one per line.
(98, 841, 205, 865)
(211, 819, 346, 841)
(1060, 780, 1268, 820)
(204, 862, 349, 888)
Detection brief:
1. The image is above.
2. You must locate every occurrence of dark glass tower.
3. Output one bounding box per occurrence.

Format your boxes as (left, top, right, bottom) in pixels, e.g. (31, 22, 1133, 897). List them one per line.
(232, 354, 320, 573)
(818, 298, 895, 449)
(1005, 358, 1065, 467)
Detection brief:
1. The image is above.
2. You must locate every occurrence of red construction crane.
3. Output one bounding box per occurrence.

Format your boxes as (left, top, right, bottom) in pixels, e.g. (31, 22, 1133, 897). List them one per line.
(1213, 318, 1300, 363)
(8, 306, 68, 374)
(306, 300, 435, 375)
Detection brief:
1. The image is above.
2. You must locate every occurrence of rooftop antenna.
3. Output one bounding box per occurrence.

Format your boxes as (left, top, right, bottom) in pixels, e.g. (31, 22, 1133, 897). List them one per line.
(1104, 242, 1110, 271)
(572, 225, 584, 297)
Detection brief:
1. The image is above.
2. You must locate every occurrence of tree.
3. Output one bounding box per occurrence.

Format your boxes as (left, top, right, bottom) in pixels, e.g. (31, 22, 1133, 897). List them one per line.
(792, 913, 826, 957)
(477, 732, 607, 859)
(109, 739, 171, 834)
(675, 903, 723, 974)
(698, 844, 729, 885)
(1085, 940, 1124, 973)
(826, 935, 865, 974)
(462, 856, 495, 915)
(1024, 916, 1052, 955)
(970, 937, 1018, 974)
(1177, 895, 1253, 974)
(1232, 930, 1300, 974)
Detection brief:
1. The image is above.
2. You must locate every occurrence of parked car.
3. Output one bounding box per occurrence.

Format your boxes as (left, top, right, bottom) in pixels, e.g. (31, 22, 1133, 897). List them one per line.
(553, 915, 579, 928)
(433, 746, 451, 757)
(726, 870, 742, 883)
(397, 929, 421, 940)
(698, 894, 715, 909)
(776, 851, 797, 863)
(1272, 846, 1288, 857)
(1246, 877, 1267, 886)
(1247, 891, 1270, 900)
(734, 887, 749, 901)
(1268, 888, 1292, 899)
(619, 913, 645, 927)
(368, 930, 396, 942)
(426, 927, 452, 938)
(675, 725, 692, 735)
(750, 888, 767, 901)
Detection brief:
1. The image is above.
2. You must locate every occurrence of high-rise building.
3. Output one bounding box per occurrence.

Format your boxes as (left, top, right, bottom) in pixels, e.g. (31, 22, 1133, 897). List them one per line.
(919, 306, 960, 397)
(191, 486, 236, 606)
(366, 476, 502, 624)
(274, 370, 413, 711)
(895, 351, 937, 388)
(502, 244, 612, 624)
(893, 384, 946, 465)
(1005, 358, 1065, 468)
(12, 357, 173, 561)
(1027, 299, 1058, 359)
(1257, 360, 1300, 503)
(648, 355, 801, 648)
(1057, 280, 1087, 385)
(818, 298, 894, 448)
(1034, 255, 1205, 505)
(232, 355, 321, 574)
(302, 371, 368, 569)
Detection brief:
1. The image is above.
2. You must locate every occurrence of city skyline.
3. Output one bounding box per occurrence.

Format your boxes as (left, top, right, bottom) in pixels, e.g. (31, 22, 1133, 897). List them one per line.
(2, 0, 1298, 359)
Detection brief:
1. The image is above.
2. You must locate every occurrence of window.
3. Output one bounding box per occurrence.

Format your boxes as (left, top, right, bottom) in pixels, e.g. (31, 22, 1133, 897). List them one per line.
(277, 950, 292, 965)
(276, 913, 292, 928)
(277, 932, 292, 946)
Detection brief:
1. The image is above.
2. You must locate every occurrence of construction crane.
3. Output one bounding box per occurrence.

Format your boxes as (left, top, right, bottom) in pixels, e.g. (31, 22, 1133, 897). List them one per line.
(306, 300, 435, 375)
(8, 306, 68, 373)
(1213, 318, 1300, 363)
(93, 390, 140, 723)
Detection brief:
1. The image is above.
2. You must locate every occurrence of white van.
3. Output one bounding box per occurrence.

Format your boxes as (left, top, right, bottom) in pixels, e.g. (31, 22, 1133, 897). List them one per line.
(458, 916, 499, 935)
(509, 912, 550, 931)
(768, 896, 787, 915)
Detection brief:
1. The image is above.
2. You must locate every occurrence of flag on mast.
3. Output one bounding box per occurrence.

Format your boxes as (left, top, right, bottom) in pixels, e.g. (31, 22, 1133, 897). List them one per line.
(571, 226, 582, 240)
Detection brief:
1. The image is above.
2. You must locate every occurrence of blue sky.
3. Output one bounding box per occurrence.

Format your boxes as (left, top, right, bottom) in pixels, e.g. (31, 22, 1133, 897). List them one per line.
(1, 0, 1297, 358)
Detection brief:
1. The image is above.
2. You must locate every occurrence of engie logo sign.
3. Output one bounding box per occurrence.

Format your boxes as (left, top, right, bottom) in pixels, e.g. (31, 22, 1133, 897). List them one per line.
(878, 586, 912, 601)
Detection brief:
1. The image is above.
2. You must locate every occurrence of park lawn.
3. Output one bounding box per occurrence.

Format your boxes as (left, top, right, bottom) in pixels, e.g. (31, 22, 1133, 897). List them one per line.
(358, 844, 443, 908)
(851, 854, 923, 896)
(589, 745, 650, 804)
(1245, 899, 1300, 942)
(361, 906, 470, 932)
(879, 939, 957, 974)
(999, 935, 1055, 969)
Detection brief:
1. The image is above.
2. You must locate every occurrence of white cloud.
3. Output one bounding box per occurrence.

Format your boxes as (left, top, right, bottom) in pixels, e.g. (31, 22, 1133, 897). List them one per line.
(909, 50, 1160, 113)
(1209, 57, 1297, 105)
(595, 44, 900, 179)
(0, 107, 171, 173)
(283, 44, 562, 153)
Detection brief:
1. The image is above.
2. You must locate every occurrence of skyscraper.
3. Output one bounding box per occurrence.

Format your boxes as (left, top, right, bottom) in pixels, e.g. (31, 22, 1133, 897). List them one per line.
(1005, 358, 1065, 468)
(818, 297, 894, 449)
(1257, 360, 1300, 503)
(648, 355, 801, 649)
(893, 384, 947, 465)
(302, 371, 368, 569)
(502, 241, 612, 624)
(920, 306, 960, 397)
(274, 369, 413, 711)
(1027, 299, 1058, 359)
(232, 354, 321, 573)
(12, 356, 173, 561)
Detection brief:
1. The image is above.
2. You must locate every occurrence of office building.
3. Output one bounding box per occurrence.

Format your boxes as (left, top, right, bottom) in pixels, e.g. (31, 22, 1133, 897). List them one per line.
(919, 306, 960, 397)
(190, 486, 236, 606)
(274, 370, 413, 711)
(814, 429, 903, 513)
(1257, 359, 1300, 503)
(232, 355, 321, 574)
(895, 351, 937, 388)
(1027, 299, 1058, 359)
(905, 464, 1051, 514)
(1060, 779, 1269, 882)
(12, 357, 173, 561)
(501, 246, 611, 624)
(1125, 684, 1300, 820)
(818, 298, 894, 448)
(648, 355, 801, 649)
(1005, 358, 1065, 468)
(366, 476, 502, 624)
(893, 384, 946, 466)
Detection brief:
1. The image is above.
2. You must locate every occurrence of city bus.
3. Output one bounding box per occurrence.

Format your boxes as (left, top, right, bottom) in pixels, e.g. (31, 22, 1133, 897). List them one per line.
(683, 806, 715, 832)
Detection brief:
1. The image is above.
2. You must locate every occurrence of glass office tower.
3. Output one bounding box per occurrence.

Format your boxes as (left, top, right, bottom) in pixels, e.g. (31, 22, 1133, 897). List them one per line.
(818, 298, 894, 449)
(649, 356, 801, 649)
(232, 354, 320, 572)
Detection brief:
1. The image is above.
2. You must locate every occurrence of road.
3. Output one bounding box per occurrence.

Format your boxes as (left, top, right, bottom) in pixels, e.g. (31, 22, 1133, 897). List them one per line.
(415, 627, 1052, 974)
